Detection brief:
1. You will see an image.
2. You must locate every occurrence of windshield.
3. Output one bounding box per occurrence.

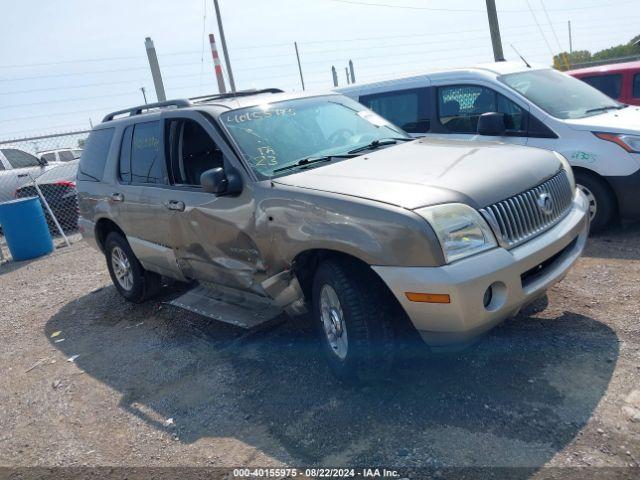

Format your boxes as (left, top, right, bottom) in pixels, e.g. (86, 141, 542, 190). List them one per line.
(501, 68, 623, 120)
(221, 95, 408, 179)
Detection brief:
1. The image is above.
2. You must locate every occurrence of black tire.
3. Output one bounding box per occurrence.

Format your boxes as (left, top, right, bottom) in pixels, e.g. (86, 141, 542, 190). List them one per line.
(104, 232, 161, 303)
(574, 171, 615, 232)
(311, 259, 396, 382)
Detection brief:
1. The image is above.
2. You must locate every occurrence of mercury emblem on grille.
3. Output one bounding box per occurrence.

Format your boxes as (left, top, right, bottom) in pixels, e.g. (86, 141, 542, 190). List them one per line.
(537, 192, 554, 215)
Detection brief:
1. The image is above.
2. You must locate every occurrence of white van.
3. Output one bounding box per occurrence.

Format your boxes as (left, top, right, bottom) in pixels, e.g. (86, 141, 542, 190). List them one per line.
(338, 62, 640, 231)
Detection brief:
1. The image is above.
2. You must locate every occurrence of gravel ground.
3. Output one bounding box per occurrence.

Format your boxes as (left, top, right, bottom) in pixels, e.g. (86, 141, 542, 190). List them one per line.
(1, 225, 639, 478)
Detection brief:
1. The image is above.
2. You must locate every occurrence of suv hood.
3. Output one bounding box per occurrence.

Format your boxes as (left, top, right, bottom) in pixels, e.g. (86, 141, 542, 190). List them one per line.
(273, 138, 561, 210)
(565, 105, 640, 134)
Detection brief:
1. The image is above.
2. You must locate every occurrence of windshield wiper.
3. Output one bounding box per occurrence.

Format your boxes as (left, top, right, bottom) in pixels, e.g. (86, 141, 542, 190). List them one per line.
(272, 154, 356, 174)
(347, 137, 412, 155)
(585, 105, 626, 114)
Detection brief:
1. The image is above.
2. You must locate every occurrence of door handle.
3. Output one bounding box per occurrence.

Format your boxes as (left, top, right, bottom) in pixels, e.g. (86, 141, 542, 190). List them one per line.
(165, 200, 185, 211)
(111, 192, 124, 202)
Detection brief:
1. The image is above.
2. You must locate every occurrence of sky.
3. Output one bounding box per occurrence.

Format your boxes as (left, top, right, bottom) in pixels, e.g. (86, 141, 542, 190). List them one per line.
(1, 0, 638, 140)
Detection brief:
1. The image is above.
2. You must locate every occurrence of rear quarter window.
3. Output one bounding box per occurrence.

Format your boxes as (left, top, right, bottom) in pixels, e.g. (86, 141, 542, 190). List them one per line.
(581, 74, 622, 99)
(360, 88, 430, 133)
(634, 73, 640, 98)
(78, 128, 115, 181)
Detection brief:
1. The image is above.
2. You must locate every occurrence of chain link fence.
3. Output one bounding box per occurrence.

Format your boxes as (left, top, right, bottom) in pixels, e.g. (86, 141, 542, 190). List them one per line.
(0, 130, 90, 263)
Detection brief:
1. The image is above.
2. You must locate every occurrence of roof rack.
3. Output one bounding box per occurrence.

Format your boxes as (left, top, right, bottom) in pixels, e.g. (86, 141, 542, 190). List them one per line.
(102, 99, 191, 122)
(101, 88, 284, 123)
(189, 88, 284, 104)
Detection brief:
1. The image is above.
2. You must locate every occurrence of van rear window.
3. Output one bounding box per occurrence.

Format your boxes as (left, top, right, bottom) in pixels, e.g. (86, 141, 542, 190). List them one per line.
(78, 128, 114, 181)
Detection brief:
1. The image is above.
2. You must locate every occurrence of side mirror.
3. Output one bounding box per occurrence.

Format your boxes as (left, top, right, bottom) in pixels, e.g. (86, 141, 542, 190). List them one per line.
(38, 158, 48, 167)
(477, 112, 506, 136)
(201, 167, 228, 194)
(200, 166, 242, 195)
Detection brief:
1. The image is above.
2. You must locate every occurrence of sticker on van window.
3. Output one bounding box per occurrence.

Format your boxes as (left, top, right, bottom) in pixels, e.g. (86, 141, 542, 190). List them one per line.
(357, 110, 389, 127)
(224, 108, 296, 125)
(570, 151, 597, 163)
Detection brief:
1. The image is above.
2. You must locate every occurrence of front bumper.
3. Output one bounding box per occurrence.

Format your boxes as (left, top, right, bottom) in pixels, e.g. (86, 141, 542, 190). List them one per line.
(373, 190, 589, 346)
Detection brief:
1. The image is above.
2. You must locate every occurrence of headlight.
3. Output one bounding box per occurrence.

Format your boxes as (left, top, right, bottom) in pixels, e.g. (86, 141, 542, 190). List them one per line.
(416, 203, 497, 264)
(594, 132, 640, 153)
(553, 151, 576, 191)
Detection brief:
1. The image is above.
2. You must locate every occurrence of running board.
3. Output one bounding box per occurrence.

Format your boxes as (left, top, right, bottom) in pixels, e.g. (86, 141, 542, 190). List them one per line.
(168, 283, 284, 329)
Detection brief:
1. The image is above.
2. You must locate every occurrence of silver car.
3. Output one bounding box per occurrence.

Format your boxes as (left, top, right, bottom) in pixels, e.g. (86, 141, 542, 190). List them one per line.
(77, 90, 589, 381)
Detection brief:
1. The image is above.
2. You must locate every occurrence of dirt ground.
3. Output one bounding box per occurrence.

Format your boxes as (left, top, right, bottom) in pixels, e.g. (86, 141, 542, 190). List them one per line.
(1, 224, 639, 479)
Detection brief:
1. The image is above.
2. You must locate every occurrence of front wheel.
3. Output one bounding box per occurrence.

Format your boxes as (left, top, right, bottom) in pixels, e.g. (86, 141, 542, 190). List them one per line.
(574, 172, 615, 232)
(105, 232, 161, 303)
(312, 259, 395, 382)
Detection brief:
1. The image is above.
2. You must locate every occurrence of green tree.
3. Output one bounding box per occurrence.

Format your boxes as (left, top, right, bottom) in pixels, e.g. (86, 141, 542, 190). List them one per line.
(553, 35, 640, 70)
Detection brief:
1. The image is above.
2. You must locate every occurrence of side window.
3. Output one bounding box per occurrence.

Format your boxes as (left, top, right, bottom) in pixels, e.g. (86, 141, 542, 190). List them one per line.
(58, 150, 75, 162)
(40, 153, 57, 163)
(438, 85, 525, 133)
(1, 149, 41, 168)
(130, 121, 165, 184)
(166, 119, 223, 186)
(581, 74, 622, 99)
(78, 128, 115, 181)
(497, 94, 526, 131)
(118, 125, 133, 183)
(359, 88, 430, 133)
(633, 73, 640, 98)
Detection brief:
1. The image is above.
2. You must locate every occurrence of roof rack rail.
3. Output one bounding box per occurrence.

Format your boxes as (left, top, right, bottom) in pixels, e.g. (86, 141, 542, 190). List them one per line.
(102, 99, 191, 122)
(189, 88, 284, 104)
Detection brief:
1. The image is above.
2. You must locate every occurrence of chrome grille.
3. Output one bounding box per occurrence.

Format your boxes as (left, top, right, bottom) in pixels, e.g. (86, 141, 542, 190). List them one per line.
(480, 170, 574, 249)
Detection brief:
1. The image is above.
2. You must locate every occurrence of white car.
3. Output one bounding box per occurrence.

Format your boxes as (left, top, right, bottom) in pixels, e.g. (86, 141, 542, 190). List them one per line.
(38, 148, 82, 164)
(338, 62, 640, 231)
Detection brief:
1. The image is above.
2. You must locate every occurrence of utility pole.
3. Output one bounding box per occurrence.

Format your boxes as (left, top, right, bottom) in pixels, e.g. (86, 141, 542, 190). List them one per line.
(144, 37, 166, 101)
(331, 66, 338, 87)
(212, 0, 236, 92)
(140, 87, 148, 105)
(568, 21, 573, 54)
(209, 33, 227, 94)
(485, 0, 505, 62)
(348, 60, 356, 84)
(294, 42, 305, 91)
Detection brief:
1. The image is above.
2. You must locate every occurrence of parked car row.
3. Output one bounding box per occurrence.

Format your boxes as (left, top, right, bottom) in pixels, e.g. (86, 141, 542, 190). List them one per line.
(5, 60, 639, 380)
(0, 147, 79, 236)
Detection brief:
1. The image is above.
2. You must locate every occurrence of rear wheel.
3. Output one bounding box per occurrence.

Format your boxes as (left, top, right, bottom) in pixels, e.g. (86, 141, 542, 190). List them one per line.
(312, 259, 395, 382)
(574, 171, 615, 232)
(105, 232, 161, 302)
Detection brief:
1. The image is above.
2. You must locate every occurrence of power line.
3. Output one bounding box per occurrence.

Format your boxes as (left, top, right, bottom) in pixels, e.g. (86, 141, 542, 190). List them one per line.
(539, 0, 565, 52)
(326, 0, 638, 13)
(0, 14, 636, 71)
(0, 91, 141, 110)
(525, 0, 554, 57)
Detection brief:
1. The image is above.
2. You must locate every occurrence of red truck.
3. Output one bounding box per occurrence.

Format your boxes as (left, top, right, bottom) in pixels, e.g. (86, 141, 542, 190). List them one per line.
(569, 61, 640, 106)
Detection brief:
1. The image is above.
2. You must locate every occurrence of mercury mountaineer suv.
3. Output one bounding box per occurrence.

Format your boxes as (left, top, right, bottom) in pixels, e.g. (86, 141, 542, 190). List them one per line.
(77, 89, 589, 381)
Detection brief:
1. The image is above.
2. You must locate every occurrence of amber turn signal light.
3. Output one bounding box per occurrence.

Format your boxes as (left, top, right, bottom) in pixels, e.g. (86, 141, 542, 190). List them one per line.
(405, 292, 451, 303)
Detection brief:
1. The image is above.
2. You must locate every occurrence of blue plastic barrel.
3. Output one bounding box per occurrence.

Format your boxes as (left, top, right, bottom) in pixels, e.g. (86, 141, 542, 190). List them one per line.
(0, 197, 53, 261)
